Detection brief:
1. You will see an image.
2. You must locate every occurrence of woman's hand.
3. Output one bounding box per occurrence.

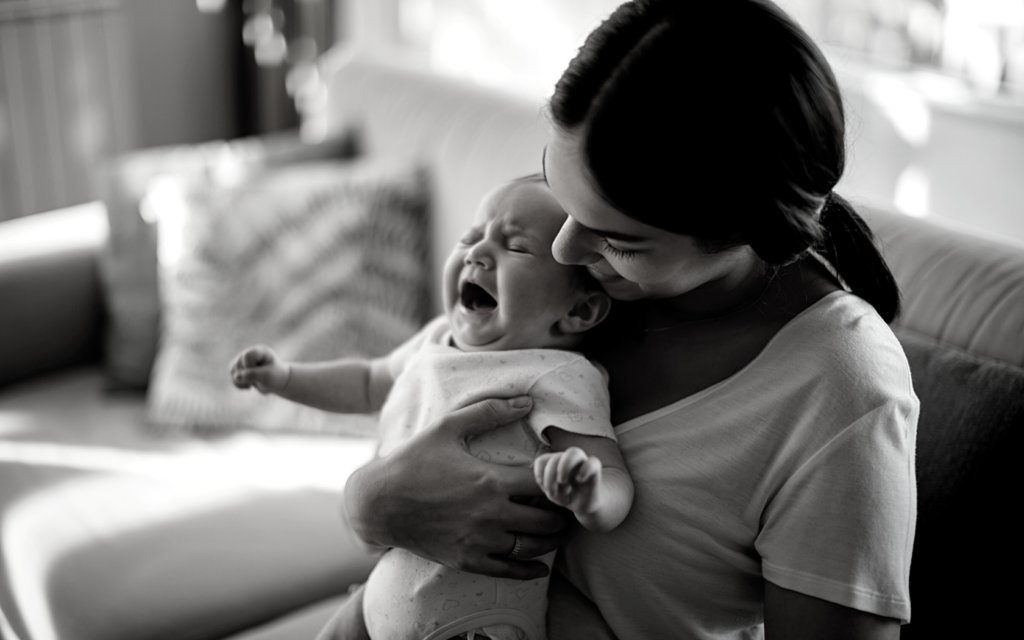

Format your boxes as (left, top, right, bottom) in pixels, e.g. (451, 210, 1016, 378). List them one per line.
(343, 396, 569, 580)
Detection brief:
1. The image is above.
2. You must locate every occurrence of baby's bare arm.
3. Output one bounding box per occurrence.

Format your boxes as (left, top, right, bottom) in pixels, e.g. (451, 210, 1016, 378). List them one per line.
(231, 345, 394, 413)
(280, 357, 394, 413)
(535, 427, 634, 533)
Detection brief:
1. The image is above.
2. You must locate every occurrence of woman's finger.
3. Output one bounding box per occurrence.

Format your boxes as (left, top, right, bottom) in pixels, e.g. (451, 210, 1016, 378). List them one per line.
(503, 500, 567, 537)
(435, 396, 534, 441)
(500, 531, 564, 561)
(505, 463, 552, 498)
(474, 557, 553, 581)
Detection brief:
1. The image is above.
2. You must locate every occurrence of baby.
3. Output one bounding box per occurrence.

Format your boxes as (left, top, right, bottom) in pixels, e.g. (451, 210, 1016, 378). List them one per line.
(230, 175, 634, 640)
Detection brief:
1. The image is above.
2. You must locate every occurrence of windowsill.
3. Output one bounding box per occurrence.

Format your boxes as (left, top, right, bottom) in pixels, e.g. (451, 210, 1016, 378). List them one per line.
(828, 51, 1024, 128)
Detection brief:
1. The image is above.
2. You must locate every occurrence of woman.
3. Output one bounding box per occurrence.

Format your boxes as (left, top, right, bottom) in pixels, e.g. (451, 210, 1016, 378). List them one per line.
(341, 1, 917, 637)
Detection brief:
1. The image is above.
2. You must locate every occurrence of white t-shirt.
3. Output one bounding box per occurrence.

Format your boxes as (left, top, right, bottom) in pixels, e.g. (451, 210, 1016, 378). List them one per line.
(549, 291, 918, 639)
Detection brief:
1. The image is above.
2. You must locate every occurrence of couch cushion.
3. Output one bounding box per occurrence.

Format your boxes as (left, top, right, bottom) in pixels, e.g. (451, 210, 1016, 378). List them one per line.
(896, 329, 1022, 638)
(145, 157, 429, 436)
(0, 367, 378, 640)
(320, 52, 549, 314)
(98, 132, 354, 390)
(867, 207, 1024, 367)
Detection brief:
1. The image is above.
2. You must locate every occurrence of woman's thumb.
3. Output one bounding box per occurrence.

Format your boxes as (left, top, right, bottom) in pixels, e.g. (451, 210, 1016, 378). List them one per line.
(441, 396, 533, 439)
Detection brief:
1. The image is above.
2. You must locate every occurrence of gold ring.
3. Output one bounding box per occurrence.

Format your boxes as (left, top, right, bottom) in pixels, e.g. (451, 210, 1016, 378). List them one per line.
(508, 534, 523, 559)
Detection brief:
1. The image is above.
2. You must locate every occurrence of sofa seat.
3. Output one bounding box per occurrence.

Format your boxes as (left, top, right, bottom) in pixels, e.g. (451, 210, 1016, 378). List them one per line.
(0, 366, 378, 640)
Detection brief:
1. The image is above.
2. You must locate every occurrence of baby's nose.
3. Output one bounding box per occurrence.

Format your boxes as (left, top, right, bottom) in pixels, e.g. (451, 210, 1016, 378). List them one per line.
(464, 246, 494, 269)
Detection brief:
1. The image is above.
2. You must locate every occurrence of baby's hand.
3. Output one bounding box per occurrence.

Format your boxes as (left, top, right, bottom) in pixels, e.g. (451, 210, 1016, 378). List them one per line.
(534, 447, 603, 518)
(229, 345, 290, 394)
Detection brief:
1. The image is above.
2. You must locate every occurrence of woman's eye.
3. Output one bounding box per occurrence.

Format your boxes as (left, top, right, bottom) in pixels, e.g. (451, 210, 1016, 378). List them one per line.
(602, 239, 636, 260)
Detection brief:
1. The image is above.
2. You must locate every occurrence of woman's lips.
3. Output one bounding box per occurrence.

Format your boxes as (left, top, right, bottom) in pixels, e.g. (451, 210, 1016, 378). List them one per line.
(587, 265, 621, 282)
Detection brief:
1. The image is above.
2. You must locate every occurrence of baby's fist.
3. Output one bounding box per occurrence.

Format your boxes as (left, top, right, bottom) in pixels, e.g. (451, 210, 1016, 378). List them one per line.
(534, 447, 602, 516)
(229, 345, 290, 394)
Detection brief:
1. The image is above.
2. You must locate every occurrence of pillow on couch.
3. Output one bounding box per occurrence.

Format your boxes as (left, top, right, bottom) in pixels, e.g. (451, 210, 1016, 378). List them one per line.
(895, 329, 1022, 638)
(98, 132, 353, 390)
(145, 158, 429, 436)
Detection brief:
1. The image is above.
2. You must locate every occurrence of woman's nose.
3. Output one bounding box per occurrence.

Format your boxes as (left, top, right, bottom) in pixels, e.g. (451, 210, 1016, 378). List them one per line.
(552, 216, 597, 265)
(464, 243, 494, 269)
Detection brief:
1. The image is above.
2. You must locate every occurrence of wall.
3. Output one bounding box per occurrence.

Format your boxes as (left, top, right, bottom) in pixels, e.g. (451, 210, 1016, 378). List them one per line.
(334, 0, 1024, 244)
(121, 0, 237, 149)
(0, 0, 239, 220)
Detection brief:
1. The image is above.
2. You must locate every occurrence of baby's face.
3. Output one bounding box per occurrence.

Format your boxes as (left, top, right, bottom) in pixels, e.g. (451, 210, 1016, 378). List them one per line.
(443, 181, 587, 351)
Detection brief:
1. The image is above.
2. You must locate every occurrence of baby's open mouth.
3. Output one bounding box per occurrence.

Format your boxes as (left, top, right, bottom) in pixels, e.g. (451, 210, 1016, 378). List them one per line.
(460, 282, 497, 311)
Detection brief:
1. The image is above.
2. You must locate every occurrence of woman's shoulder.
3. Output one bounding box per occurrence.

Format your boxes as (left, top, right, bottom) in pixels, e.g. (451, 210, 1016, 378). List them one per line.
(768, 291, 914, 400)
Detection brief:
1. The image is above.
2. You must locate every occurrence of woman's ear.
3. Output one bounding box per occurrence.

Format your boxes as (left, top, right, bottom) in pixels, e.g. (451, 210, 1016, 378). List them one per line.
(558, 289, 612, 335)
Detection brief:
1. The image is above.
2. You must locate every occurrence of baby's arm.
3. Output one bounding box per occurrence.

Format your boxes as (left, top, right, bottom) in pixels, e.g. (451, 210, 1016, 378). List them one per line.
(230, 345, 394, 413)
(534, 428, 634, 533)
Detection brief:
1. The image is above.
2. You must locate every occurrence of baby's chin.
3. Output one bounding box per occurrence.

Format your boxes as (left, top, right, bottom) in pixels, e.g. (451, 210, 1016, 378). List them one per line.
(449, 325, 576, 353)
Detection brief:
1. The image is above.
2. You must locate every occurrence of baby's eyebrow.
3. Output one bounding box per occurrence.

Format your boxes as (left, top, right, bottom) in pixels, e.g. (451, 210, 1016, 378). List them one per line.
(501, 222, 534, 239)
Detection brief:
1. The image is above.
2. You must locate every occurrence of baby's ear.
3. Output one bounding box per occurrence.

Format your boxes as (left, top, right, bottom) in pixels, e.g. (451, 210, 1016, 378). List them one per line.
(558, 289, 612, 335)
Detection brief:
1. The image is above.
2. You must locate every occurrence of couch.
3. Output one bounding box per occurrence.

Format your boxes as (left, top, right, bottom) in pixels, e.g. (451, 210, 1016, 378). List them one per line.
(1, 51, 1021, 640)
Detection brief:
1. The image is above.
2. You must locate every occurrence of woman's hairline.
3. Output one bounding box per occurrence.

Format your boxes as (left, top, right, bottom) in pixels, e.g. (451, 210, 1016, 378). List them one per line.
(540, 117, 750, 255)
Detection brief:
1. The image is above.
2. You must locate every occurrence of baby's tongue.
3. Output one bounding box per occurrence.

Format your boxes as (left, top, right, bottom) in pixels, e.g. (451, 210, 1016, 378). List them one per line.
(463, 283, 497, 310)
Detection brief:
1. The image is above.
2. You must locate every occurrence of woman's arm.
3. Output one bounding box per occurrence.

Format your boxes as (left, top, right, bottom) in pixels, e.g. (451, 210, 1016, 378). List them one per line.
(342, 396, 571, 580)
(764, 582, 900, 640)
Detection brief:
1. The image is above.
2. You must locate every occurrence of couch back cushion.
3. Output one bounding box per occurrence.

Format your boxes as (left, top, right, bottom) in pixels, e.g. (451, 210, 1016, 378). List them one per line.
(321, 54, 1024, 369)
(321, 51, 548, 314)
(867, 208, 1024, 367)
(895, 329, 1022, 638)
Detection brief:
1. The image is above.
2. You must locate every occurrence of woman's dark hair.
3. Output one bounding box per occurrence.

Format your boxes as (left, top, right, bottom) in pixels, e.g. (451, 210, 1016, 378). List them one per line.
(550, 0, 901, 322)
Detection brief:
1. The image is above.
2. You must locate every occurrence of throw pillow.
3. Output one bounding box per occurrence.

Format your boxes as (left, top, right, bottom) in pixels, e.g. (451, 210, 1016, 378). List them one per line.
(145, 158, 429, 436)
(97, 132, 353, 390)
(895, 329, 1023, 639)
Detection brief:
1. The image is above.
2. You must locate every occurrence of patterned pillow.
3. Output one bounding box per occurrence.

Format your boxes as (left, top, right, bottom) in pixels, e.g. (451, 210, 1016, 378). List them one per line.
(145, 158, 429, 435)
(98, 133, 353, 390)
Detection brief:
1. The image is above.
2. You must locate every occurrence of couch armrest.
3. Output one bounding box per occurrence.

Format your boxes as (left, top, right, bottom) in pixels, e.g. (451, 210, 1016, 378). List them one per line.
(0, 202, 108, 388)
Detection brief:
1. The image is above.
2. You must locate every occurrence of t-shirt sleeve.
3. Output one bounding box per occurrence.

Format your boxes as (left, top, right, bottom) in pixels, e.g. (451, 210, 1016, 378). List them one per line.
(526, 358, 615, 446)
(755, 399, 918, 622)
(385, 315, 448, 380)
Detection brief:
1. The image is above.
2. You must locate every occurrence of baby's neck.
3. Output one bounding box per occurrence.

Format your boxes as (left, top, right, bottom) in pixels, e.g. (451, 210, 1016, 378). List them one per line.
(447, 334, 583, 353)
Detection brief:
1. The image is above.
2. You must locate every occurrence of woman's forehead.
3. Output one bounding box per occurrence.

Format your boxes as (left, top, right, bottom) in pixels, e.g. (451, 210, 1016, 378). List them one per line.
(544, 133, 660, 241)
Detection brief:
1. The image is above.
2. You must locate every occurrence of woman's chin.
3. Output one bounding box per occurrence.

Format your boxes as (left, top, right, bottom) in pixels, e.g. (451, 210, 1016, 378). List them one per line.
(599, 279, 648, 301)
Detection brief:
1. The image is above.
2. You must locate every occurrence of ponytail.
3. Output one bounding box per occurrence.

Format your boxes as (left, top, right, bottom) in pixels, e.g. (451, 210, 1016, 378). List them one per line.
(818, 193, 902, 323)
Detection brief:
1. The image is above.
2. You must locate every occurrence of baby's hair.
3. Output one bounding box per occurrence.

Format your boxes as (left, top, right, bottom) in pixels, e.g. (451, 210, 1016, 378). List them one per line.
(549, 0, 901, 322)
